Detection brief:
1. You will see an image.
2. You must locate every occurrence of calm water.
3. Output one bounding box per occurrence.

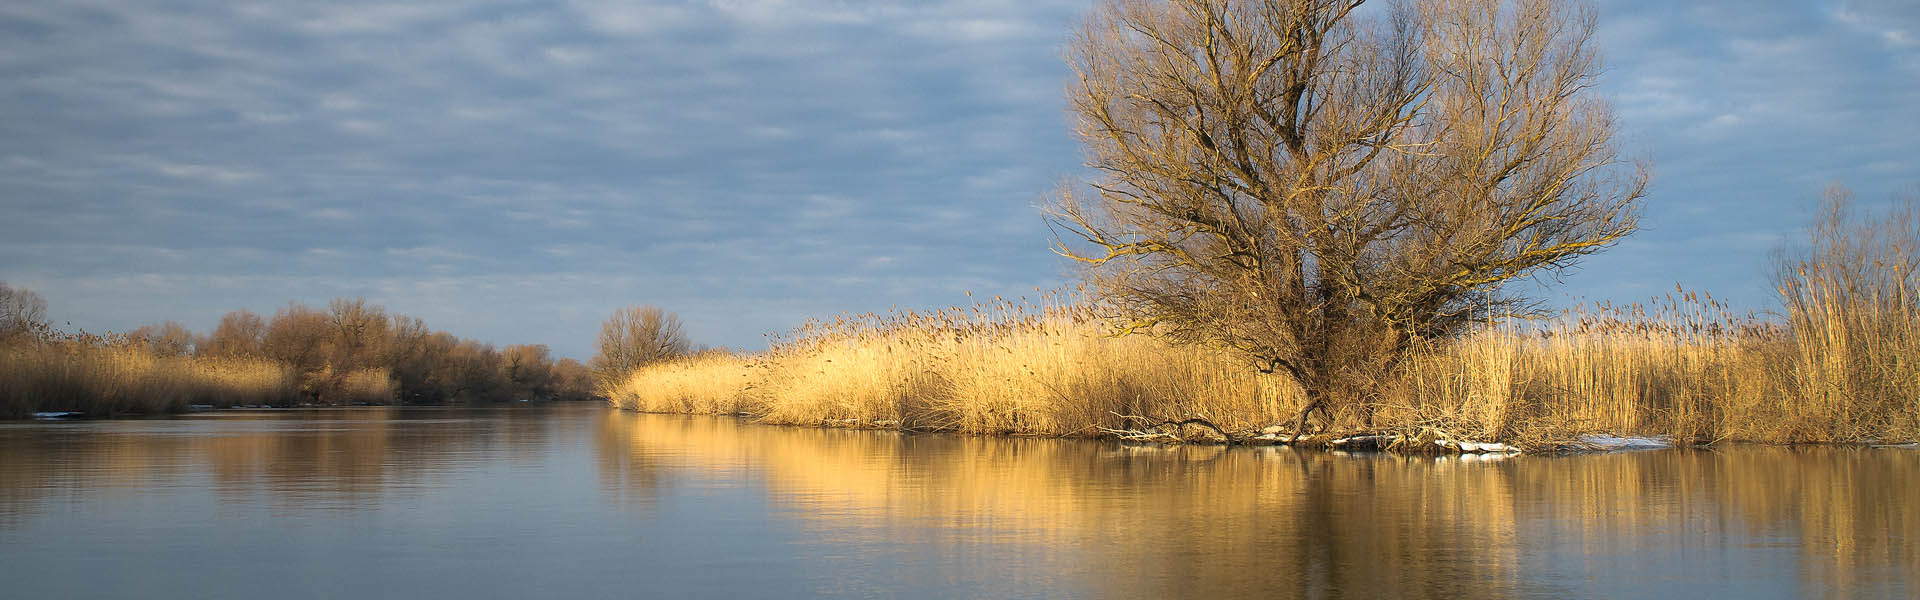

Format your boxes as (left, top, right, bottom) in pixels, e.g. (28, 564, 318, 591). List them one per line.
(0, 406, 1914, 599)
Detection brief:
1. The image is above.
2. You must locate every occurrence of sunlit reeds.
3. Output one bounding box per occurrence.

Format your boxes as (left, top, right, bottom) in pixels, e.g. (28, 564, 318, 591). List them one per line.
(1391, 288, 1776, 447)
(1763, 189, 1920, 442)
(606, 283, 1919, 448)
(0, 340, 299, 418)
(608, 291, 1291, 438)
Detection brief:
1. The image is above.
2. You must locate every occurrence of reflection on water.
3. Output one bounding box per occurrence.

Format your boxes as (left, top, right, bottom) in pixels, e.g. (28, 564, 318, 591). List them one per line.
(594, 413, 1918, 599)
(1, 407, 1914, 599)
(1, 408, 557, 519)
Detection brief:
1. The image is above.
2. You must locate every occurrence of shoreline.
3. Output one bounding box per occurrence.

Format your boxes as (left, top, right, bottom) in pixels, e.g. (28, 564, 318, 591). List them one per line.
(602, 407, 1920, 456)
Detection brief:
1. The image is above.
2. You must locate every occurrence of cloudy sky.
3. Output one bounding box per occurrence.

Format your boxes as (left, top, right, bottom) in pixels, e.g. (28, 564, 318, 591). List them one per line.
(2, 0, 1915, 358)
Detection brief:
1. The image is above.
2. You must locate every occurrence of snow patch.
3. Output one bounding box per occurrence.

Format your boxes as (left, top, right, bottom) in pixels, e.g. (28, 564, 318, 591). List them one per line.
(31, 412, 81, 419)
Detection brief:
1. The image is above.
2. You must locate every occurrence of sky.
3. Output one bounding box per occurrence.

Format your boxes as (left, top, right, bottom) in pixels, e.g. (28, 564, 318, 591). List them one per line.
(1, 0, 1916, 359)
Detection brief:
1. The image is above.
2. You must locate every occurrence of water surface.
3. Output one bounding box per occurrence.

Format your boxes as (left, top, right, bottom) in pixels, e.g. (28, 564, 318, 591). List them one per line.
(1, 406, 1913, 598)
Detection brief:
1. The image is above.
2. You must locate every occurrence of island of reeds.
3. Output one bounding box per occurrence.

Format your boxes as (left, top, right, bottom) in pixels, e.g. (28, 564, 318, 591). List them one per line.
(592, 185, 1919, 451)
(587, 0, 1917, 451)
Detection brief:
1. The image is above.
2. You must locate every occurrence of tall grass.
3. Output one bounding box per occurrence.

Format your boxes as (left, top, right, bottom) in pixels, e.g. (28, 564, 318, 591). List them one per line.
(1390, 291, 1775, 446)
(1764, 189, 1920, 442)
(607, 286, 1918, 448)
(609, 296, 1291, 437)
(0, 341, 300, 418)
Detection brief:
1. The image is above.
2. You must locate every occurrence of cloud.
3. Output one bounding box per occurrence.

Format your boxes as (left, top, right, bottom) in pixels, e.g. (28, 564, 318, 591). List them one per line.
(1830, 0, 1920, 47)
(148, 161, 259, 183)
(3, 0, 1913, 354)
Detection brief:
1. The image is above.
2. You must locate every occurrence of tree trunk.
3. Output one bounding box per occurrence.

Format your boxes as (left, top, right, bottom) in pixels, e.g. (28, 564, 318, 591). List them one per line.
(1289, 398, 1324, 444)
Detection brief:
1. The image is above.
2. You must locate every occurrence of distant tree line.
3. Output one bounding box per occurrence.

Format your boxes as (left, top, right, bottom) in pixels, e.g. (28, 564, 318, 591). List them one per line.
(1, 286, 598, 406)
(198, 298, 600, 404)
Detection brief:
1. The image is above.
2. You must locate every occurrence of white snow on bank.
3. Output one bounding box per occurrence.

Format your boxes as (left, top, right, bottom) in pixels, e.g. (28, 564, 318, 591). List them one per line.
(31, 412, 80, 419)
(1577, 434, 1673, 451)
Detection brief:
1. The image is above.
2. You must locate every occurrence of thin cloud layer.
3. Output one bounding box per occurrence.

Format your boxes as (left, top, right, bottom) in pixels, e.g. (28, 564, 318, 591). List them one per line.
(1, 0, 1914, 356)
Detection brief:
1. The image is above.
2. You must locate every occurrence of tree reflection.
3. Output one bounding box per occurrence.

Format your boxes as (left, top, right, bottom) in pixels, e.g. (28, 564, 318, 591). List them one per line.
(593, 414, 1917, 599)
(0, 407, 558, 520)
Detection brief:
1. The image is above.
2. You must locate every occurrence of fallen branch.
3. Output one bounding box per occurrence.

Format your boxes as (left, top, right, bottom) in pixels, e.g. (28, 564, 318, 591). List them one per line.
(1102, 413, 1241, 444)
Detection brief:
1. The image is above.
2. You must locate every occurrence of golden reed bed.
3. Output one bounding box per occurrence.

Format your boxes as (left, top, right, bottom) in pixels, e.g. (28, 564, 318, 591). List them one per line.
(606, 289, 1919, 450)
(0, 341, 393, 418)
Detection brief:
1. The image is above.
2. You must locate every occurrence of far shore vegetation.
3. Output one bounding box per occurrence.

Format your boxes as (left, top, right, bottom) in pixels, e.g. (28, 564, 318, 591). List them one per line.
(0, 290, 597, 419)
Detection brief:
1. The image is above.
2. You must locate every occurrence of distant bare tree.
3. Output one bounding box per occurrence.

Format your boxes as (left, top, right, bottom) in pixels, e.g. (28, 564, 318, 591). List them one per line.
(1050, 0, 1646, 436)
(591, 305, 691, 383)
(0, 282, 49, 342)
(447, 339, 505, 402)
(1774, 185, 1920, 317)
(550, 358, 599, 401)
(203, 309, 268, 358)
(501, 344, 555, 399)
(326, 297, 389, 372)
(129, 321, 199, 356)
(263, 303, 330, 377)
(385, 314, 435, 401)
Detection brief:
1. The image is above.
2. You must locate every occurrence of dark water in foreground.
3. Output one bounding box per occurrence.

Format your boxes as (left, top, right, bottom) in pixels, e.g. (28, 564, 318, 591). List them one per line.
(0, 406, 1913, 599)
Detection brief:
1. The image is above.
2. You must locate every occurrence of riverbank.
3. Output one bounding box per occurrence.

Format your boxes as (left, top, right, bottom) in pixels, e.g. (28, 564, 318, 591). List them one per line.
(0, 342, 316, 419)
(604, 293, 1919, 453)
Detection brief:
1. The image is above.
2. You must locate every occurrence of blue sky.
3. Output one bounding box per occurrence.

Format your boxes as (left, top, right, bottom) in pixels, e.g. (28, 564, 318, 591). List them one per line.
(2, 0, 1915, 359)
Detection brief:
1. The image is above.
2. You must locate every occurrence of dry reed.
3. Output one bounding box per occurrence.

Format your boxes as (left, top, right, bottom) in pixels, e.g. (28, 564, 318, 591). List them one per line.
(606, 285, 1919, 449)
(1, 341, 299, 418)
(610, 293, 1292, 438)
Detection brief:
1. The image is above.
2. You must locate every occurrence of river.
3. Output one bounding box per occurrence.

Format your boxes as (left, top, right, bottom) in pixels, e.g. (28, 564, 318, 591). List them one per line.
(0, 405, 1913, 598)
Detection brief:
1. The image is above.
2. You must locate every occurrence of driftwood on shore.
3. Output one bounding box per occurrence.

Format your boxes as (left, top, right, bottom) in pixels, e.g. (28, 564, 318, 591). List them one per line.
(1096, 414, 1245, 444)
(1094, 415, 1535, 454)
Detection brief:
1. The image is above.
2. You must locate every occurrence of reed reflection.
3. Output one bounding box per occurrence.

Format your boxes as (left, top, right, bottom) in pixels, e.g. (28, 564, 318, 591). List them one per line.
(594, 413, 1917, 599)
(0, 408, 557, 521)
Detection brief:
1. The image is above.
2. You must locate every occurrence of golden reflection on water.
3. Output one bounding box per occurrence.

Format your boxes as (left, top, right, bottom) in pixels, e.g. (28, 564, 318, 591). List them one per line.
(1, 408, 1913, 598)
(594, 412, 1918, 599)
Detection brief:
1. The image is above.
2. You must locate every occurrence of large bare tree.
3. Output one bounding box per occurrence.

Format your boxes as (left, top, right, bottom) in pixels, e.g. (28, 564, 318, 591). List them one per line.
(1050, 0, 1646, 436)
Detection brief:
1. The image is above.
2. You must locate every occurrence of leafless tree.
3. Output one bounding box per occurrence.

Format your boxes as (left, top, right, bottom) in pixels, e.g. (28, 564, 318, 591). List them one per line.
(501, 344, 555, 399)
(1774, 185, 1920, 317)
(263, 302, 330, 376)
(326, 297, 389, 372)
(0, 282, 49, 342)
(129, 321, 199, 357)
(550, 358, 599, 401)
(591, 305, 691, 384)
(203, 309, 268, 358)
(1050, 0, 1647, 436)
